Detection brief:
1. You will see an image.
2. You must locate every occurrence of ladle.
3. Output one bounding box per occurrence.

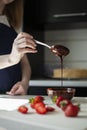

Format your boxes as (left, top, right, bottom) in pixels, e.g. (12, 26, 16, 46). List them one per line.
(35, 40, 70, 56)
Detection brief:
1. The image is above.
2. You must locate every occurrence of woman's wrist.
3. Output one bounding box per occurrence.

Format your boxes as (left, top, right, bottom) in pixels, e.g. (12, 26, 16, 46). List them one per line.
(22, 78, 29, 86)
(8, 55, 19, 65)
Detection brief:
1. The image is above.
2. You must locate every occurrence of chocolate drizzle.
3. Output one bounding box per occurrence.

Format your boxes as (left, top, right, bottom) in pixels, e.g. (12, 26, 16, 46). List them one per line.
(50, 45, 70, 87)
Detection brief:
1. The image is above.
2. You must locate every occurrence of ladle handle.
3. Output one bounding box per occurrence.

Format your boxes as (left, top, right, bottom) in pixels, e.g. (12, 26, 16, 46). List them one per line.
(35, 40, 51, 49)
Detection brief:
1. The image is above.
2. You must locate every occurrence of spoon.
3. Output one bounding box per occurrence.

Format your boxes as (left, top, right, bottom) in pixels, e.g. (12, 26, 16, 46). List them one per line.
(35, 40, 70, 56)
(35, 40, 51, 49)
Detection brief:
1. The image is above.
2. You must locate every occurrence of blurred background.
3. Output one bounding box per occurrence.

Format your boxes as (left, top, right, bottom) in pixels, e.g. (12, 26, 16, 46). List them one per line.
(23, 0, 87, 96)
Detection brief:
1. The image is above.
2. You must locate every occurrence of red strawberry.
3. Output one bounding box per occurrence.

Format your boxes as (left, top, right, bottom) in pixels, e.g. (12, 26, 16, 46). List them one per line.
(46, 106, 55, 112)
(18, 105, 28, 114)
(30, 102, 35, 109)
(34, 102, 45, 110)
(34, 95, 44, 102)
(64, 104, 80, 117)
(60, 99, 71, 111)
(29, 96, 44, 109)
(29, 98, 36, 109)
(35, 106, 47, 114)
(56, 96, 64, 107)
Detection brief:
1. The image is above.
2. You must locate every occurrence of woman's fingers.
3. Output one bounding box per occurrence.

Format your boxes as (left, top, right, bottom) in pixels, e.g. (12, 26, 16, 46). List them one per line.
(14, 32, 37, 53)
(18, 47, 37, 53)
(15, 32, 33, 40)
(15, 37, 36, 49)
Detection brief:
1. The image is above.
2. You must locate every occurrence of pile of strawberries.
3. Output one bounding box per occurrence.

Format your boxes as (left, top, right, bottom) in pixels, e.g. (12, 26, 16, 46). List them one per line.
(18, 95, 55, 114)
(18, 95, 80, 117)
(56, 96, 80, 117)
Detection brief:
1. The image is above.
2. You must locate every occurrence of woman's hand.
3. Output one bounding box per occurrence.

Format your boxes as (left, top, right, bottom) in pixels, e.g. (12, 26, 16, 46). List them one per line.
(6, 81, 28, 95)
(9, 32, 37, 64)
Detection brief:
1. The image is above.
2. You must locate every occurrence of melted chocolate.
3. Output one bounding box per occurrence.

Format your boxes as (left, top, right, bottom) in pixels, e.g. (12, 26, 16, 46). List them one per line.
(51, 45, 70, 57)
(50, 45, 70, 87)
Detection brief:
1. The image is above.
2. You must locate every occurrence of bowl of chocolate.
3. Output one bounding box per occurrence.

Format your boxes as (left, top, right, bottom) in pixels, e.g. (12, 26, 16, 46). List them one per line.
(47, 88, 76, 101)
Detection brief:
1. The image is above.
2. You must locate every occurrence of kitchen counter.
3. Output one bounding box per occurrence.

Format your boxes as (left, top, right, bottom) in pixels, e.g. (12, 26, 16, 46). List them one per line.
(0, 95, 87, 130)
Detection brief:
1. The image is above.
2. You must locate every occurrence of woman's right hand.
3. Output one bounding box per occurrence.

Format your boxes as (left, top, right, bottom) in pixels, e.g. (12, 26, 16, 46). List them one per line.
(10, 32, 37, 63)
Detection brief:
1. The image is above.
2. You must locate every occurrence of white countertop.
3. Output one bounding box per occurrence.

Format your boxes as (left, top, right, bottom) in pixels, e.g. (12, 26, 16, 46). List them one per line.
(29, 79, 87, 87)
(0, 95, 87, 130)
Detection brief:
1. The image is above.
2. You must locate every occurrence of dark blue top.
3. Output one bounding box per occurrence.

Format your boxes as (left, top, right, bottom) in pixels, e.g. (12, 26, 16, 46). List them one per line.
(0, 23, 22, 93)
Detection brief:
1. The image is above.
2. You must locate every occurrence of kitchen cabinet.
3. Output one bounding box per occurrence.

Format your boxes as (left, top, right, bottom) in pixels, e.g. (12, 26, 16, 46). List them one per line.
(44, 0, 87, 23)
(24, 0, 87, 25)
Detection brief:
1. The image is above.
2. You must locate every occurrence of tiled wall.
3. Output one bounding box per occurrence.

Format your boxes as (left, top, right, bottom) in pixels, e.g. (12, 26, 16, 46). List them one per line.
(44, 29, 87, 70)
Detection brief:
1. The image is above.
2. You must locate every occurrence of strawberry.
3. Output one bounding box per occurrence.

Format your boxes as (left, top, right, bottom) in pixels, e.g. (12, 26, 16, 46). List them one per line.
(29, 97, 36, 109)
(64, 103, 80, 117)
(35, 105, 47, 114)
(18, 105, 28, 114)
(30, 102, 35, 109)
(56, 96, 64, 107)
(29, 96, 44, 109)
(60, 99, 71, 111)
(34, 102, 45, 110)
(34, 95, 44, 102)
(46, 106, 55, 112)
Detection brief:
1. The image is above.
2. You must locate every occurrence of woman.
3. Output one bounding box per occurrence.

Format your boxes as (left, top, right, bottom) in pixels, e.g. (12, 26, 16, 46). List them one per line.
(0, 0, 37, 95)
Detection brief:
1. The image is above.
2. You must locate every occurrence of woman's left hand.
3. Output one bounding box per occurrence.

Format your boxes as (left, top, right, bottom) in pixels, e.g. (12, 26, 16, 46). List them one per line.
(6, 81, 28, 95)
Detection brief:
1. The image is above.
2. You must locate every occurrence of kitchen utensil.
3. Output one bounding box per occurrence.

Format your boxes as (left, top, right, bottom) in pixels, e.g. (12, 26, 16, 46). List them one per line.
(35, 40, 51, 49)
(35, 40, 70, 56)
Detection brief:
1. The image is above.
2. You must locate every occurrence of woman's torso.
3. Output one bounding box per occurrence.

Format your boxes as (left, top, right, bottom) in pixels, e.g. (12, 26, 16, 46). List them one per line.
(0, 23, 21, 93)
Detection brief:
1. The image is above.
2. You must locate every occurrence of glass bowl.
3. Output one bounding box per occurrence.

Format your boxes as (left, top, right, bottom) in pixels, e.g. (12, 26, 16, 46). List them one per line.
(47, 88, 76, 100)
